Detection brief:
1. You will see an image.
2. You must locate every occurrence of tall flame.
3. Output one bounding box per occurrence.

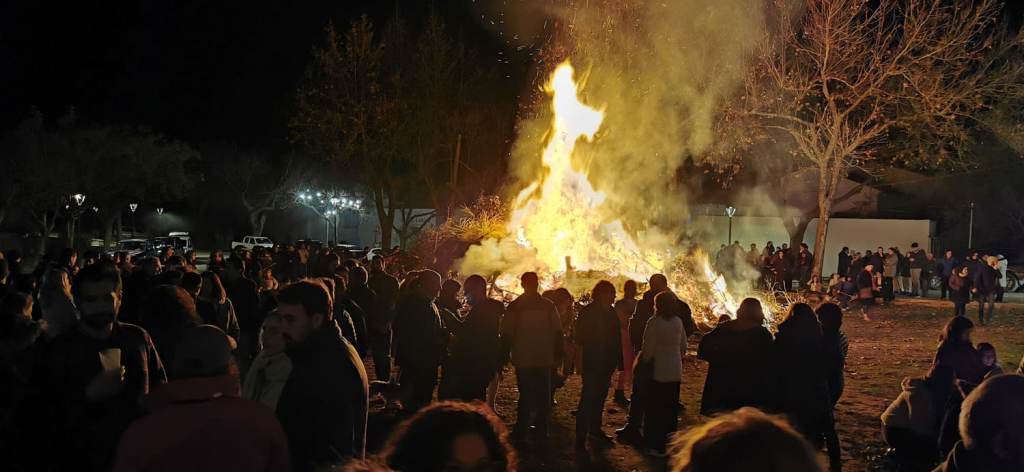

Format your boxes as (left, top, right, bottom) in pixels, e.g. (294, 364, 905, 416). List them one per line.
(495, 60, 771, 323)
(508, 61, 663, 279)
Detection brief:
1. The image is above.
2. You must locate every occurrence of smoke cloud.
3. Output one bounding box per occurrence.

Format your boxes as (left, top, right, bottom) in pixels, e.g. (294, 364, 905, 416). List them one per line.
(460, 0, 768, 280)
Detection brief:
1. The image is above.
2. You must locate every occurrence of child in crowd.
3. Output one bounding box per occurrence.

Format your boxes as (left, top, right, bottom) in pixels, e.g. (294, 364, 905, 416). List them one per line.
(977, 342, 1003, 378)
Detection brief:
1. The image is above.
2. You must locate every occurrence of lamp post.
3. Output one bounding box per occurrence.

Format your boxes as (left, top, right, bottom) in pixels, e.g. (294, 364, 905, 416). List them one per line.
(129, 203, 138, 237)
(69, 193, 86, 250)
(968, 202, 975, 249)
(725, 206, 737, 245)
(156, 207, 164, 236)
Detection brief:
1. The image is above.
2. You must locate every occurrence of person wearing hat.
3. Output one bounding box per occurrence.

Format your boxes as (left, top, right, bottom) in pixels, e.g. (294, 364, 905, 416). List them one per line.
(113, 324, 288, 472)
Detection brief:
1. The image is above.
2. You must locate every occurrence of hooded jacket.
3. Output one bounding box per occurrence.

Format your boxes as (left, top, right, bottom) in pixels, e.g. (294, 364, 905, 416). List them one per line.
(113, 375, 289, 472)
(697, 320, 773, 415)
(881, 377, 940, 437)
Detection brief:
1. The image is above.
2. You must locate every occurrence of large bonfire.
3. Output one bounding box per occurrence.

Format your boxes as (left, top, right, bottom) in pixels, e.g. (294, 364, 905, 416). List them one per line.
(463, 61, 772, 323)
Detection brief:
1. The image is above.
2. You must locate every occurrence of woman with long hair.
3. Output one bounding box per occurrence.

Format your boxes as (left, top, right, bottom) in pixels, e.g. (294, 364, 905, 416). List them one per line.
(772, 303, 839, 471)
(638, 291, 689, 455)
(197, 271, 241, 344)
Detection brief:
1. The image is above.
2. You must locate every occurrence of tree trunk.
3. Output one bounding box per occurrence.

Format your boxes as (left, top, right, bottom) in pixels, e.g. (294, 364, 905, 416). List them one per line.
(373, 187, 395, 250)
(103, 214, 118, 249)
(249, 209, 269, 236)
(782, 213, 813, 253)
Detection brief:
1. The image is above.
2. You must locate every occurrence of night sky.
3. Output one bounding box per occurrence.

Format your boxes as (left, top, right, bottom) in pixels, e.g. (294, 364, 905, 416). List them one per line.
(1, 0, 543, 147)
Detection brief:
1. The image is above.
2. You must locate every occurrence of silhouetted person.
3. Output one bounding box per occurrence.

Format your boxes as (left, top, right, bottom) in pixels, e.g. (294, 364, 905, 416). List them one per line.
(369, 259, 400, 380)
(196, 271, 241, 344)
(379, 401, 517, 472)
(113, 325, 289, 472)
(971, 256, 1000, 325)
(350, 267, 390, 381)
(772, 303, 839, 471)
(697, 298, 773, 416)
(935, 374, 1024, 471)
(0, 291, 45, 471)
(574, 280, 621, 451)
(275, 280, 369, 470)
(221, 258, 261, 376)
(817, 303, 849, 407)
(140, 285, 203, 369)
(881, 364, 954, 465)
(613, 280, 638, 405)
(949, 266, 971, 317)
(443, 275, 504, 402)
(670, 407, 824, 472)
(502, 272, 563, 440)
(394, 270, 446, 414)
(837, 247, 852, 278)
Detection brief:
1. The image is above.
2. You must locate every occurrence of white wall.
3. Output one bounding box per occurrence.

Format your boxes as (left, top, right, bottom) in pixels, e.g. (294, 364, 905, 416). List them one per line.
(693, 216, 932, 276)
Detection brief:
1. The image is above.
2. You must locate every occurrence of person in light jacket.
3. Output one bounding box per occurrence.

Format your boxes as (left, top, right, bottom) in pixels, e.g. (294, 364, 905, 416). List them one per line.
(637, 291, 688, 455)
(242, 313, 292, 411)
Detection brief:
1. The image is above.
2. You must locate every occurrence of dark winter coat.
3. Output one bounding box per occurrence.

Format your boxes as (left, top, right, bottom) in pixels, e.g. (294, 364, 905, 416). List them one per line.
(224, 277, 262, 335)
(368, 270, 400, 322)
(933, 342, 985, 385)
(628, 289, 659, 352)
(949, 275, 971, 303)
(348, 283, 382, 334)
(501, 291, 563, 369)
(972, 266, 1001, 295)
(837, 251, 852, 277)
(574, 302, 622, 374)
(196, 298, 241, 343)
(276, 320, 369, 471)
(447, 298, 504, 383)
(771, 320, 832, 439)
(822, 331, 849, 406)
(697, 321, 774, 415)
(393, 294, 447, 369)
(113, 375, 289, 472)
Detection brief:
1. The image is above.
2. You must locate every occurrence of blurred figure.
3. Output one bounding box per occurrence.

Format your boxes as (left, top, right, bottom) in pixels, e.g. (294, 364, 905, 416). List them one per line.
(394, 270, 446, 414)
(350, 266, 391, 382)
(380, 401, 517, 472)
(949, 267, 971, 317)
(197, 272, 241, 344)
(856, 264, 876, 321)
(0, 291, 45, 471)
(976, 343, 1003, 378)
(40, 267, 79, 339)
(697, 298, 773, 416)
(816, 303, 849, 407)
(113, 325, 289, 472)
(242, 313, 293, 410)
(669, 407, 823, 472)
(140, 285, 202, 368)
(613, 280, 638, 405)
(935, 374, 1024, 471)
(443, 275, 504, 402)
(619, 273, 671, 440)
(772, 303, 839, 471)
(573, 280, 620, 451)
(637, 292, 688, 455)
(971, 256, 1000, 325)
(276, 280, 368, 470)
(502, 272, 563, 441)
(880, 365, 954, 466)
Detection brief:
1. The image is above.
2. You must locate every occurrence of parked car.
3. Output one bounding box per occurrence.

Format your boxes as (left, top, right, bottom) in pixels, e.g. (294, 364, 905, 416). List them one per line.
(107, 239, 150, 259)
(232, 235, 274, 251)
(168, 232, 194, 254)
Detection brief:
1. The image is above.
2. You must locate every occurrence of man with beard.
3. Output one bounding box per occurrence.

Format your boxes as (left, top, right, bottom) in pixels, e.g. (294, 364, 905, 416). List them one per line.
(274, 280, 369, 471)
(44, 261, 166, 471)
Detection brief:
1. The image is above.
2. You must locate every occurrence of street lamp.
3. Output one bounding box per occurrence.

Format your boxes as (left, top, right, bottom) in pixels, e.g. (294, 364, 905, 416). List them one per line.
(324, 209, 337, 243)
(72, 193, 86, 207)
(68, 193, 87, 250)
(129, 203, 138, 237)
(725, 206, 737, 245)
(968, 201, 975, 249)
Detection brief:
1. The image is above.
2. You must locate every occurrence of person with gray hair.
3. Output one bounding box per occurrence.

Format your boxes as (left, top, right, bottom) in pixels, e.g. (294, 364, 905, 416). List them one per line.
(935, 374, 1024, 471)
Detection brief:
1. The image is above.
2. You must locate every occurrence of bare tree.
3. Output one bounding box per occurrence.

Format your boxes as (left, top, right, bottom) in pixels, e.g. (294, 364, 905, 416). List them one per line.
(720, 0, 1024, 279)
(204, 144, 309, 236)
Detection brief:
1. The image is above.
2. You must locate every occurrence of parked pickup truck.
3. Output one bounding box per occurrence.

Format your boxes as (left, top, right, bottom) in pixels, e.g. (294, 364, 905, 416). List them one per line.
(232, 235, 274, 251)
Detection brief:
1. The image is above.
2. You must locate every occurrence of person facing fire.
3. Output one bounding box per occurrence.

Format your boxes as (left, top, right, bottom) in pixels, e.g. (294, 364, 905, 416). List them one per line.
(573, 280, 621, 452)
(614, 280, 638, 406)
(502, 272, 563, 441)
(618, 273, 669, 441)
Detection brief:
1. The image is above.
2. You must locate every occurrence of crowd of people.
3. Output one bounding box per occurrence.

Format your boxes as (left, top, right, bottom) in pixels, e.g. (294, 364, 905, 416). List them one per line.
(1, 241, 1023, 472)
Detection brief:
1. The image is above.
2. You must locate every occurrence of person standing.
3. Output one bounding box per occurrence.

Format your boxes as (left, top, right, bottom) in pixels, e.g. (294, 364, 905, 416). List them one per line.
(949, 266, 971, 317)
(443, 275, 503, 402)
(837, 247, 852, 278)
(394, 270, 447, 414)
(613, 280, 638, 406)
(797, 243, 813, 289)
(856, 264, 876, 321)
(618, 273, 670, 440)
(896, 248, 911, 295)
(502, 272, 563, 441)
(637, 292, 688, 456)
(971, 256, 1001, 325)
(275, 280, 369, 470)
(908, 243, 926, 297)
(574, 280, 621, 451)
(882, 248, 898, 303)
(772, 303, 839, 471)
(697, 298, 773, 416)
(937, 251, 956, 300)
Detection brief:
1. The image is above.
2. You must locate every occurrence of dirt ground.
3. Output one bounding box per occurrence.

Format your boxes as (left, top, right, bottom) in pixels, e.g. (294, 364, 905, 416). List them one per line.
(367, 298, 1024, 472)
